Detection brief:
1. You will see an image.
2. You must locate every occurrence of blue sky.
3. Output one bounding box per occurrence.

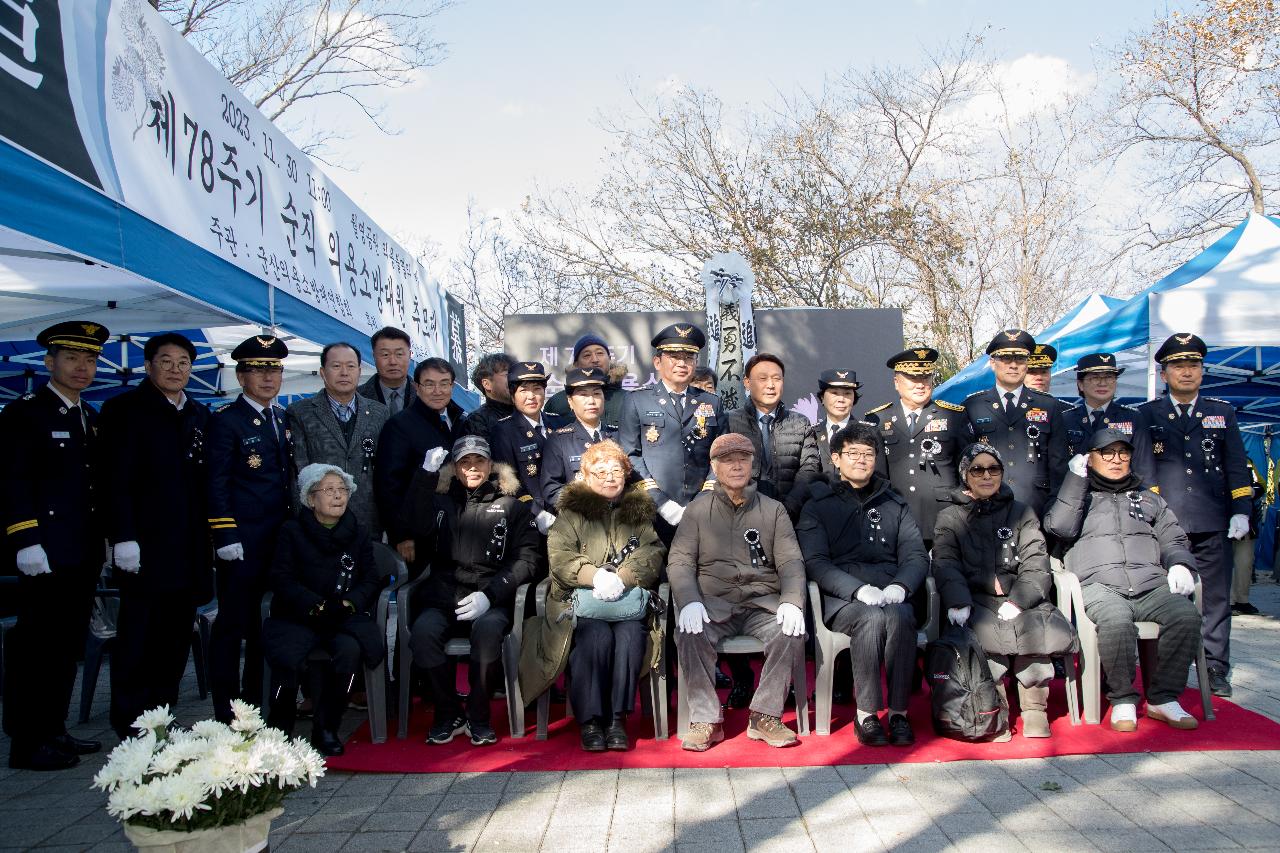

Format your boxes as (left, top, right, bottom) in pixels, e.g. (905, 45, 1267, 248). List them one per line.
(315, 1, 1191, 256)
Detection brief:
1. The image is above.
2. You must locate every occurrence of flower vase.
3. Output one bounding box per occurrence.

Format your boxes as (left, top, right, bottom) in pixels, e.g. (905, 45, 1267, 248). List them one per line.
(122, 808, 283, 853)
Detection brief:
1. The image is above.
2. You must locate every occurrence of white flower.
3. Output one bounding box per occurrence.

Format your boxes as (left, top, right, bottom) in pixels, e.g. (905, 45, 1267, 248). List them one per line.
(228, 700, 264, 733)
(132, 705, 174, 735)
(93, 732, 156, 791)
(191, 720, 232, 740)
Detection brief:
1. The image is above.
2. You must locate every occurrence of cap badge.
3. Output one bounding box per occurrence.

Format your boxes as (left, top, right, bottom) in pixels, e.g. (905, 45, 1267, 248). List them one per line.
(674, 325, 692, 338)
(836, 371, 849, 378)
(524, 362, 538, 370)
(256, 336, 275, 348)
(81, 323, 100, 335)
(1099, 354, 1112, 362)
(1004, 330, 1019, 340)
(914, 350, 929, 359)
(1175, 334, 1192, 344)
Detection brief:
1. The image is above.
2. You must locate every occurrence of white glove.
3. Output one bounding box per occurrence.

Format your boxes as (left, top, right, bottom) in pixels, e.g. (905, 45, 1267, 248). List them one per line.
(1068, 453, 1088, 477)
(776, 602, 805, 637)
(947, 605, 971, 626)
(1167, 564, 1196, 597)
(659, 501, 685, 526)
(881, 584, 907, 605)
(15, 544, 51, 577)
(678, 601, 711, 634)
(455, 591, 491, 621)
(997, 601, 1022, 621)
(535, 510, 556, 535)
(216, 543, 245, 561)
(592, 566, 626, 601)
(113, 541, 141, 573)
(422, 446, 449, 472)
(855, 585, 885, 606)
(1228, 514, 1250, 540)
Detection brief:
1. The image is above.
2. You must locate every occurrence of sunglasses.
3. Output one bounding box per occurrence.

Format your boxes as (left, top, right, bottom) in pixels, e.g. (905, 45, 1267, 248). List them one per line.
(967, 465, 1003, 478)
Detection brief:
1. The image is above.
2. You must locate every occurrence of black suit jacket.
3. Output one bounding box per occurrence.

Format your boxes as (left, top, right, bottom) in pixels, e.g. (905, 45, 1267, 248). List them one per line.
(375, 397, 464, 544)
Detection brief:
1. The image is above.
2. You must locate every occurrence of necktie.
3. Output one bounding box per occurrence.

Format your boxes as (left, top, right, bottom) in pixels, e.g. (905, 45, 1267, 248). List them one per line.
(1091, 410, 1106, 431)
(591, 429, 601, 444)
(673, 394, 685, 419)
(68, 404, 85, 441)
(389, 389, 401, 415)
(906, 411, 918, 433)
(267, 407, 279, 440)
(335, 403, 351, 424)
(1004, 391, 1016, 416)
(1178, 403, 1192, 425)
(761, 413, 774, 464)
(439, 413, 450, 434)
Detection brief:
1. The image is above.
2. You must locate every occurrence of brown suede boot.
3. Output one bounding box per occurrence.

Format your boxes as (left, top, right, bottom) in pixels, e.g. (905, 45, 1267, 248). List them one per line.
(1018, 683, 1051, 738)
(993, 681, 1012, 742)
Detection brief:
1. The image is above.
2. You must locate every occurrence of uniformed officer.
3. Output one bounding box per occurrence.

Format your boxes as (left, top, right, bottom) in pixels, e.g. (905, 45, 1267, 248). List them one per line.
(489, 361, 558, 534)
(206, 335, 293, 722)
(541, 367, 615, 511)
(1024, 343, 1057, 394)
(962, 329, 1068, 517)
(618, 323, 724, 544)
(861, 348, 966, 546)
(1132, 333, 1252, 697)
(1, 321, 109, 770)
(1062, 353, 1139, 456)
(813, 369, 861, 476)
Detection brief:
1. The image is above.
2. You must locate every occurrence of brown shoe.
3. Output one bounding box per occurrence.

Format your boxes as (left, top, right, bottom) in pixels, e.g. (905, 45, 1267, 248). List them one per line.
(681, 722, 724, 752)
(747, 712, 798, 748)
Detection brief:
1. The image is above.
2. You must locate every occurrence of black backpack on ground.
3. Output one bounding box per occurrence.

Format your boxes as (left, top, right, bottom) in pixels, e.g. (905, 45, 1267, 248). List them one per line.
(924, 625, 1009, 741)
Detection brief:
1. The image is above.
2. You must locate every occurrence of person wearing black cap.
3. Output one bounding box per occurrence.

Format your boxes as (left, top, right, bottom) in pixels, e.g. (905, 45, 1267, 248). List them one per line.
(541, 367, 616, 511)
(97, 332, 214, 740)
(618, 323, 724, 544)
(461, 352, 515, 441)
(961, 329, 1068, 517)
(489, 361, 559, 532)
(1045, 428, 1204, 731)
(405, 435, 538, 746)
(1062, 353, 1138, 457)
(1, 321, 108, 770)
(861, 347, 966, 546)
(206, 334, 294, 722)
(1024, 343, 1057, 394)
(543, 333, 630, 432)
(813, 369, 862, 476)
(1131, 333, 1251, 697)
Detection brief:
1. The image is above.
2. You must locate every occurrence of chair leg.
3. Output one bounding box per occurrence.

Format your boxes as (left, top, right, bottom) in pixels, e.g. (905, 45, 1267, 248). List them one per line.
(1078, 623, 1102, 725)
(261, 659, 273, 726)
(365, 662, 387, 744)
(1063, 655, 1081, 726)
(676, 660, 690, 738)
(649, 666, 668, 741)
(814, 638, 834, 736)
(536, 688, 551, 740)
(791, 651, 810, 737)
(397, 634, 413, 740)
(79, 636, 108, 724)
(502, 636, 525, 739)
(1195, 642, 1215, 721)
(191, 628, 208, 700)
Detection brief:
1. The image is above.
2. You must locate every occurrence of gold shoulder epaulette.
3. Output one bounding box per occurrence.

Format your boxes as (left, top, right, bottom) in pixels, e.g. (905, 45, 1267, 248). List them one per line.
(518, 494, 533, 502)
(864, 402, 892, 415)
(935, 400, 964, 412)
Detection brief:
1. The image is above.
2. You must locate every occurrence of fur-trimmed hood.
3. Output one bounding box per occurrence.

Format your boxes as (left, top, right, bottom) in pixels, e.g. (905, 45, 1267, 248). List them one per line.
(557, 480, 655, 526)
(436, 461, 521, 497)
(605, 361, 629, 386)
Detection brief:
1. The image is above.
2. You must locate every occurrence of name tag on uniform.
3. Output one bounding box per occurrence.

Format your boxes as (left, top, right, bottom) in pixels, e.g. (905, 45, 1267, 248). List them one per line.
(51, 430, 70, 438)
(1111, 421, 1133, 435)
(976, 417, 993, 425)
(1202, 415, 1226, 429)
(926, 419, 948, 432)
(1026, 408, 1048, 423)
(519, 443, 538, 453)
(645, 411, 663, 418)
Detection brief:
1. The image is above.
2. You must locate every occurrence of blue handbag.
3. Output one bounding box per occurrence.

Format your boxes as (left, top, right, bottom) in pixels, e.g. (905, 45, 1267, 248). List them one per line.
(567, 534, 649, 622)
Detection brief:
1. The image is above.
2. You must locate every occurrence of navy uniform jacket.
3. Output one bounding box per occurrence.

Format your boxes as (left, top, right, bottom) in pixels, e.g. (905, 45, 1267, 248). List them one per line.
(812, 418, 852, 476)
(1062, 400, 1140, 457)
(539, 421, 616, 511)
(1131, 396, 1252, 534)
(206, 396, 292, 556)
(0, 386, 102, 570)
(489, 413, 566, 515)
(862, 398, 966, 541)
(619, 384, 724, 507)
(962, 387, 1068, 517)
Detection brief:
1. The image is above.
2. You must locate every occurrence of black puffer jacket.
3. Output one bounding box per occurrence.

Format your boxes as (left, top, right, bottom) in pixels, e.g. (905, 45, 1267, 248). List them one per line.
(1043, 470, 1196, 595)
(795, 473, 929, 621)
(725, 403, 820, 517)
(461, 399, 516, 441)
(408, 462, 539, 612)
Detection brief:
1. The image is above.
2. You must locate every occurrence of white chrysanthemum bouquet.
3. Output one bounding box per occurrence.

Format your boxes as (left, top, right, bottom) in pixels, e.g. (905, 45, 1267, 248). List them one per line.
(92, 701, 325, 833)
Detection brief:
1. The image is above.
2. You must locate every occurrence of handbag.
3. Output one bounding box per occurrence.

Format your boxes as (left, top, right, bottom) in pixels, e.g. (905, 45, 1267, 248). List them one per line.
(567, 534, 649, 622)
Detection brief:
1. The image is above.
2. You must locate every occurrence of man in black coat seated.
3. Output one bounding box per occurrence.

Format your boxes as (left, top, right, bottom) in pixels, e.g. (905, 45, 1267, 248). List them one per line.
(796, 423, 929, 747)
(263, 464, 384, 756)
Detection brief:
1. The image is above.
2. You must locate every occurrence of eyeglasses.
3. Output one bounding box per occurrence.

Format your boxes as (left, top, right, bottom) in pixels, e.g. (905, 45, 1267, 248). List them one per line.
(966, 465, 1003, 478)
(1092, 448, 1133, 461)
(993, 355, 1029, 364)
(311, 486, 349, 497)
(660, 351, 697, 363)
(838, 450, 876, 462)
(245, 366, 284, 375)
(415, 379, 453, 391)
(587, 468, 625, 481)
(155, 357, 192, 372)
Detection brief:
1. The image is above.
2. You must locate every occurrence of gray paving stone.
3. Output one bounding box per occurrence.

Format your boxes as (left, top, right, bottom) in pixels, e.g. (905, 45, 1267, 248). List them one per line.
(1149, 824, 1243, 849)
(275, 832, 352, 852)
(506, 770, 565, 793)
(737, 794, 801, 820)
(452, 771, 511, 794)
(341, 830, 419, 851)
(410, 827, 482, 851)
(543, 823, 611, 851)
(362, 809, 430, 833)
(393, 775, 456, 796)
(1015, 830, 1098, 852)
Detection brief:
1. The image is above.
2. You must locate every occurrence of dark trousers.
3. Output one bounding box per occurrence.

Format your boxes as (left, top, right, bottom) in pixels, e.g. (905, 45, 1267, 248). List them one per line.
(209, 557, 268, 722)
(676, 608, 803, 724)
(1081, 583, 1201, 705)
(567, 617, 646, 722)
(2, 567, 96, 751)
(1189, 530, 1231, 671)
(410, 605, 511, 725)
(827, 600, 916, 714)
(110, 582, 198, 737)
(262, 620, 362, 735)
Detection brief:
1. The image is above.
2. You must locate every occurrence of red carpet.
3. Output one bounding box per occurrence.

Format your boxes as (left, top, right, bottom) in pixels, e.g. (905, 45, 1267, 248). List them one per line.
(326, 675, 1280, 773)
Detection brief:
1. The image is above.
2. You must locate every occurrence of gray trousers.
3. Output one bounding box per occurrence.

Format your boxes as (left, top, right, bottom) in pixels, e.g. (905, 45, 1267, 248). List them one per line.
(1081, 583, 1201, 705)
(986, 654, 1053, 688)
(827, 600, 916, 713)
(676, 608, 803, 724)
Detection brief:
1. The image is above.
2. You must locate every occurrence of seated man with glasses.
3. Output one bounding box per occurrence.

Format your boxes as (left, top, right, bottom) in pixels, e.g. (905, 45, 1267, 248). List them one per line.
(1044, 428, 1203, 731)
(796, 423, 929, 746)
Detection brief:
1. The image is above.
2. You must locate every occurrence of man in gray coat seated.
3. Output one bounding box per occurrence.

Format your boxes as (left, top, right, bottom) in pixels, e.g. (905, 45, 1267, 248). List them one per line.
(669, 433, 807, 752)
(1044, 428, 1203, 732)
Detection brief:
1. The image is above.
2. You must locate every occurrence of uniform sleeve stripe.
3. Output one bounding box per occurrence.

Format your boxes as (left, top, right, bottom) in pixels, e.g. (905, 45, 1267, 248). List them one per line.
(5, 520, 37, 536)
(1231, 486, 1252, 500)
(207, 517, 235, 523)
(210, 523, 238, 529)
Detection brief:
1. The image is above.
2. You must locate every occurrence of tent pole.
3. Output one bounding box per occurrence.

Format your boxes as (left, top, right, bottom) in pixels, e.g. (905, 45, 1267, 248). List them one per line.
(1146, 293, 1158, 401)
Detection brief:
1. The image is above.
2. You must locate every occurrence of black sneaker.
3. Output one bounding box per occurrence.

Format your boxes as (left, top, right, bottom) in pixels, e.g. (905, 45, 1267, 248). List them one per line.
(887, 714, 915, 746)
(1232, 602, 1260, 616)
(854, 714, 889, 747)
(1208, 669, 1233, 698)
(468, 721, 498, 746)
(426, 713, 467, 745)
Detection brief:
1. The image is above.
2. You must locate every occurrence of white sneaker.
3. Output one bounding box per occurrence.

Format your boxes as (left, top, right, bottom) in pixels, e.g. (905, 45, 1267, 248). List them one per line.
(1147, 700, 1199, 730)
(1110, 702, 1137, 732)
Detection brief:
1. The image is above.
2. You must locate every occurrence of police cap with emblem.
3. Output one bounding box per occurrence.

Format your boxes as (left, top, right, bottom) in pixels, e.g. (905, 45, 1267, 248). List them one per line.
(231, 335, 289, 367)
(1154, 332, 1207, 365)
(818, 369, 862, 392)
(985, 328, 1036, 358)
(38, 320, 110, 355)
(451, 434, 491, 460)
(886, 348, 939, 376)
(1075, 352, 1125, 376)
(1090, 427, 1134, 451)
(564, 366, 606, 392)
(507, 360, 549, 386)
(1027, 343, 1057, 370)
(651, 323, 706, 353)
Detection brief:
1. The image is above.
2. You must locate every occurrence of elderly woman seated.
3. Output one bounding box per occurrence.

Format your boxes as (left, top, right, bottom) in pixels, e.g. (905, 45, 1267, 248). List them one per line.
(407, 435, 538, 747)
(1045, 428, 1203, 732)
(933, 444, 1077, 740)
(519, 440, 665, 751)
(262, 463, 384, 756)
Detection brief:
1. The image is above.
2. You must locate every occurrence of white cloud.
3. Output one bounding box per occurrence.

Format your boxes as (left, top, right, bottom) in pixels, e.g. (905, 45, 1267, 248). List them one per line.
(654, 74, 686, 96)
(954, 53, 1094, 127)
(501, 101, 529, 117)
